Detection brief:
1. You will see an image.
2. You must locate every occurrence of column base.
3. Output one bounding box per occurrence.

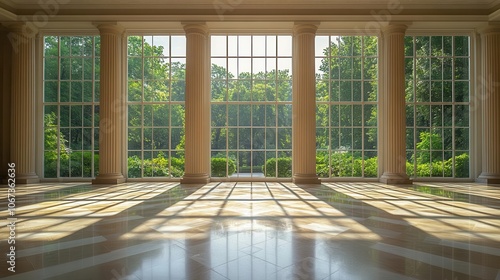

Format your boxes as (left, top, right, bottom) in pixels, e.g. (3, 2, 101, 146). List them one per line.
(477, 173, 500, 185)
(181, 173, 210, 184)
(293, 173, 321, 185)
(6, 174, 40, 184)
(92, 173, 126, 185)
(380, 172, 412, 184)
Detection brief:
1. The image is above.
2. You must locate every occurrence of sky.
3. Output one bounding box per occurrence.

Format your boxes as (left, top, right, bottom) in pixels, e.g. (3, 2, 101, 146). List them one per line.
(141, 35, 343, 76)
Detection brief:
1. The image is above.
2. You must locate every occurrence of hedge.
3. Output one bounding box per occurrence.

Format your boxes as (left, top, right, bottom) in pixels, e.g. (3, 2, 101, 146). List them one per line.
(127, 154, 184, 178)
(211, 157, 236, 177)
(262, 157, 292, 177)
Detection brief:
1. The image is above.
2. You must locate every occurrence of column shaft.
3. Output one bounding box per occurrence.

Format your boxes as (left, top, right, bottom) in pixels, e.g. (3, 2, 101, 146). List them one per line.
(1, 28, 12, 181)
(292, 23, 320, 184)
(478, 25, 500, 184)
(380, 24, 411, 184)
(93, 24, 125, 184)
(181, 23, 211, 184)
(9, 24, 39, 184)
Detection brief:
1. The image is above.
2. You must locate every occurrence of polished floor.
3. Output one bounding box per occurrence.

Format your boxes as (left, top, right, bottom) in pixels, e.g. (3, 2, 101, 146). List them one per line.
(1, 182, 500, 280)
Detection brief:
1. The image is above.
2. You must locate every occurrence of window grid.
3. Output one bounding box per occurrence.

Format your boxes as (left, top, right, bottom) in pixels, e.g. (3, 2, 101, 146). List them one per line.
(127, 35, 186, 178)
(43, 36, 100, 178)
(405, 35, 470, 178)
(315, 35, 379, 178)
(211, 35, 293, 178)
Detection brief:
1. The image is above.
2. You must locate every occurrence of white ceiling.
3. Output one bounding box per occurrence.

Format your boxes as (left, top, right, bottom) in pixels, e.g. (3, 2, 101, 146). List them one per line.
(1, 0, 500, 24)
(3, 0, 500, 9)
(4, 0, 499, 4)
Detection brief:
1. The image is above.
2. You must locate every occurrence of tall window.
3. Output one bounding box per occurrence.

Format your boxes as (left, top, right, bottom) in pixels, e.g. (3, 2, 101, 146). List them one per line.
(211, 35, 293, 178)
(127, 35, 186, 178)
(405, 36, 470, 178)
(43, 36, 100, 178)
(315, 36, 378, 178)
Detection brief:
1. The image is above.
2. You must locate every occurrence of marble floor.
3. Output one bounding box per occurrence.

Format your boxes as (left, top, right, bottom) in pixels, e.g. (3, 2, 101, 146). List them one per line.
(1, 182, 500, 280)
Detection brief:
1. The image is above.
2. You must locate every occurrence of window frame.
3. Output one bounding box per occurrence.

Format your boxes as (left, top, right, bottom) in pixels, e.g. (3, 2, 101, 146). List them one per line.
(210, 34, 294, 181)
(125, 33, 187, 180)
(403, 30, 478, 181)
(39, 33, 101, 180)
(315, 34, 380, 180)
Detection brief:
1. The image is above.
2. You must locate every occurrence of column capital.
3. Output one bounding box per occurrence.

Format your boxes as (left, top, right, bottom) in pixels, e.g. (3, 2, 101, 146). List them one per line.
(94, 22, 124, 36)
(5, 22, 39, 36)
(293, 22, 319, 35)
(381, 23, 408, 36)
(182, 22, 208, 36)
(477, 22, 500, 36)
(0, 23, 10, 32)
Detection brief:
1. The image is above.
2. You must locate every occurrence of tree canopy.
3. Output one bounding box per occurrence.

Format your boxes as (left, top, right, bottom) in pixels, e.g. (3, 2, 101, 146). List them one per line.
(42, 34, 470, 179)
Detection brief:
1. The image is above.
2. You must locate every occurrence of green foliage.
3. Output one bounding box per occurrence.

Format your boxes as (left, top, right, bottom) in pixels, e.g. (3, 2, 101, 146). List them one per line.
(127, 153, 184, 178)
(316, 153, 378, 178)
(44, 151, 98, 178)
(454, 153, 470, 178)
(44, 111, 98, 178)
(330, 153, 355, 177)
(316, 154, 330, 177)
(407, 131, 470, 178)
(415, 131, 443, 163)
(361, 157, 378, 178)
(406, 153, 469, 178)
(263, 158, 292, 178)
(211, 157, 236, 177)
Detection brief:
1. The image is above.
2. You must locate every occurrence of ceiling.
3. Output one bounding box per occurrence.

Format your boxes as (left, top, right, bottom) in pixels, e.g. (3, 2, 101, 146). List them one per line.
(1, 0, 500, 24)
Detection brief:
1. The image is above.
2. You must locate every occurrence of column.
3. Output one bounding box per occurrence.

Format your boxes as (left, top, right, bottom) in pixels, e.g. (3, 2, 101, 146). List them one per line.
(9, 24, 39, 184)
(92, 23, 125, 184)
(180, 23, 211, 184)
(478, 24, 500, 184)
(0, 27, 12, 181)
(292, 23, 321, 184)
(379, 24, 411, 184)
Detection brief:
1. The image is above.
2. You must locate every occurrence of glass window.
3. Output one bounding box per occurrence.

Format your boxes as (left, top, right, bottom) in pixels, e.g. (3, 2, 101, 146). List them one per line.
(211, 35, 293, 178)
(43, 36, 100, 178)
(405, 36, 470, 178)
(127, 35, 185, 178)
(315, 36, 379, 178)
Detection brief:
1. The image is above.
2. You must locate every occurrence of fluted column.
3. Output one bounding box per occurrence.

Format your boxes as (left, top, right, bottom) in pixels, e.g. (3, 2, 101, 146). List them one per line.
(92, 24, 125, 184)
(292, 23, 320, 184)
(0, 27, 12, 181)
(478, 24, 500, 184)
(380, 24, 411, 184)
(180, 23, 211, 184)
(9, 24, 39, 184)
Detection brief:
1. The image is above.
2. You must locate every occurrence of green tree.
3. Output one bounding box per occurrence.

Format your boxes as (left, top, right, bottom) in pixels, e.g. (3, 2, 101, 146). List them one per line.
(43, 36, 100, 178)
(315, 36, 378, 177)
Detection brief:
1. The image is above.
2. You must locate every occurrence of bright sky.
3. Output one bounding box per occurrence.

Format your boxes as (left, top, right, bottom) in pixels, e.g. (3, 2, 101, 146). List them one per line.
(142, 35, 340, 76)
(211, 35, 292, 76)
(143, 35, 186, 57)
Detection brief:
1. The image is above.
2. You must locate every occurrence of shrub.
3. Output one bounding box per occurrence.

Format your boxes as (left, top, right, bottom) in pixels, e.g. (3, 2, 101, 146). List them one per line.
(407, 153, 469, 178)
(316, 154, 330, 177)
(44, 151, 99, 178)
(363, 157, 378, 178)
(263, 157, 292, 177)
(330, 153, 354, 177)
(406, 161, 415, 177)
(315, 154, 378, 178)
(211, 157, 236, 177)
(127, 155, 143, 178)
(127, 154, 185, 178)
(453, 153, 470, 178)
(316, 163, 330, 177)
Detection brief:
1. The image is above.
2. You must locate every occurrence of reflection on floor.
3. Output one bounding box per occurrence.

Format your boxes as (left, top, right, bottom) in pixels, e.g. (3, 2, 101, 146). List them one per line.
(1, 182, 499, 280)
